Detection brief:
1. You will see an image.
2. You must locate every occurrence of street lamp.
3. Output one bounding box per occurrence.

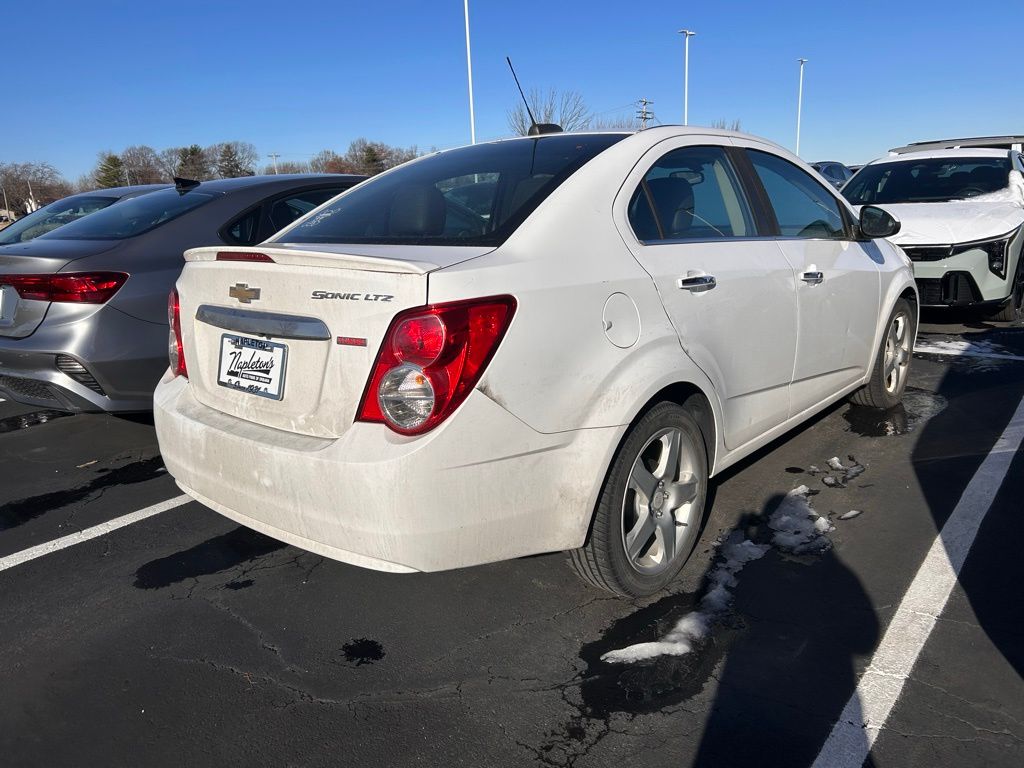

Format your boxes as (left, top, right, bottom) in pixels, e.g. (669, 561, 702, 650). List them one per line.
(678, 29, 696, 125)
(796, 58, 808, 156)
(464, 0, 476, 144)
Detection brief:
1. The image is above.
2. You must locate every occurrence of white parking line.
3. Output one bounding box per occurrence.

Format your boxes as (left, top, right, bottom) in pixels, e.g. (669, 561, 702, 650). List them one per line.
(0, 495, 192, 573)
(812, 392, 1024, 767)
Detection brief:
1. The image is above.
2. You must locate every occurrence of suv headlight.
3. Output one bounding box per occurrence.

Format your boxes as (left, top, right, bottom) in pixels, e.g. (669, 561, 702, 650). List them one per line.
(951, 227, 1019, 279)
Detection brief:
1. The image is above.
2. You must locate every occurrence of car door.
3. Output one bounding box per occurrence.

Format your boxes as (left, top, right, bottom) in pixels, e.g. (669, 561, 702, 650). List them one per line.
(617, 140, 798, 451)
(739, 145, 880, 414)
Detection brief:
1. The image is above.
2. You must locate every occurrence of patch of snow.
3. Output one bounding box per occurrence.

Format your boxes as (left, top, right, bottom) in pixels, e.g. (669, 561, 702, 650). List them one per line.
(602, 483, 840, 665)
(914, 339, 1024, 363)
(600, 532, 768, 664)
(960, 171, 1024, 205)
(839, 510, 863, 521)
(768, 485, 834, 555)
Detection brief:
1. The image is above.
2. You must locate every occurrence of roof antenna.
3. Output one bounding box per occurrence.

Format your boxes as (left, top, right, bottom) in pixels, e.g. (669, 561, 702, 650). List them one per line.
(173, 177, 201, 195)
(506, 57, 561, 136)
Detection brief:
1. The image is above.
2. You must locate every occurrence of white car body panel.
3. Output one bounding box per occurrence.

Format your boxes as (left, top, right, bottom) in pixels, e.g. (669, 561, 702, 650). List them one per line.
(155, 127, 917, 574)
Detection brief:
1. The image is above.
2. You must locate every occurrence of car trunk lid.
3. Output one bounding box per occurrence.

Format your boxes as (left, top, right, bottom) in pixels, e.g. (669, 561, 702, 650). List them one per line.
(178, 244, 492, 438)
(0, 239, 121, 338)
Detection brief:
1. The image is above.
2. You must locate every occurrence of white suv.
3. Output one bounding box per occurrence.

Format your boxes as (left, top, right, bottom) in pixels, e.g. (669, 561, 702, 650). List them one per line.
(844, 148, 1024, 320)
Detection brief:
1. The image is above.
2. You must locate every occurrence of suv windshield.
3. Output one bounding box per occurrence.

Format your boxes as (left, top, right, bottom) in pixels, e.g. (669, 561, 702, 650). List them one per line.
(38, 188, 217, 240)
(276, 134, 628, 246)
(843, 156, 1011, 204)
(0, 195, 117, 245)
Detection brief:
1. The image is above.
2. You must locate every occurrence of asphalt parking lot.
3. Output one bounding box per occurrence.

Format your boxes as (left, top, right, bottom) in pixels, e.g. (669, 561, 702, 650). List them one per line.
(1, 314, 1022, 768)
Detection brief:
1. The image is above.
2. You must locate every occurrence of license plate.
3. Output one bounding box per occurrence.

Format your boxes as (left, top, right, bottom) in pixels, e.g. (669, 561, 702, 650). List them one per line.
(217, 334, 288, 400)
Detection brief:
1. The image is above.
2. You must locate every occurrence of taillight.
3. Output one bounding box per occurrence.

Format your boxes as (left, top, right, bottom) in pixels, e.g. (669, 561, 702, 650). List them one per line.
(168, 289, 187, 378)
(0, 272, 127, 303)
(356, 296, 517, 435)
(216, 252, 275, 262)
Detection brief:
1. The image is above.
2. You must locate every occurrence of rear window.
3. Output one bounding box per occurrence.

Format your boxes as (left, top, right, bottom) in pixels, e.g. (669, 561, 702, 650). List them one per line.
(0, 195, 117, 245)
(275, 134, 627, 246)
(38, 188, 217, 240)
(844, 156, 1011, 204)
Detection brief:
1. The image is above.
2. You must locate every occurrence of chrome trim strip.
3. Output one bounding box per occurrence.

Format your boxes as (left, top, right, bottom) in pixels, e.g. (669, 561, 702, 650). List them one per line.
(196, 305, 330, 341)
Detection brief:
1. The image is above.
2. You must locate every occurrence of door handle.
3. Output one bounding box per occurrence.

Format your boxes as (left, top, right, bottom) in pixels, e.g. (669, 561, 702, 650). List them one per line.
(677, 274, 717, 293)
(801, 270, 824, 284)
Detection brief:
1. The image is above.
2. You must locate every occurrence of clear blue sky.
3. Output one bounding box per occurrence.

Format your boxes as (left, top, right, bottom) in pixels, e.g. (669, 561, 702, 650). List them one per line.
(6, 0, 1021, 180)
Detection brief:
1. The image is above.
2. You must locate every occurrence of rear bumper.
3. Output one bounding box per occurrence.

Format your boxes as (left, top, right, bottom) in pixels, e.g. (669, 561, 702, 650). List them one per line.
(154, 373, 619, 573)
(0, 307, 166, 412)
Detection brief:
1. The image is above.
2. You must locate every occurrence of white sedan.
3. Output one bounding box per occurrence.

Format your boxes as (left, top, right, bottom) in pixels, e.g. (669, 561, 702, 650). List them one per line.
(154, 127, 917, 597)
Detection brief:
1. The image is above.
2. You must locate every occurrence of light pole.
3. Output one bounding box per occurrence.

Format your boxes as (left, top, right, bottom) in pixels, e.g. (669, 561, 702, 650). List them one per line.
(464, 0, 476, 144)
(796, 58, 808, 156)
(678, 29, 696, 125)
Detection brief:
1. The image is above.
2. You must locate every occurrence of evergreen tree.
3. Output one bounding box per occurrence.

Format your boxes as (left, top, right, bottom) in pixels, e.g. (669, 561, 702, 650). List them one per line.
(94, 153, 127, 188)
(175, 144, 211, 180)
(216, 144, 251, 178)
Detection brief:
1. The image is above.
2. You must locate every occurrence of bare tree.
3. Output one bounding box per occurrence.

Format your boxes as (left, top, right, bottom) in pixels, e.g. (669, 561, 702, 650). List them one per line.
(310, 149, 359, 174)
(0, 161, 72, 212)
(589, 115, 639, 131)
(507, 88, 592, 135)
(710, 119, 743, 131)
(156, 147, 182, 180)
(262, 160, 310, 175)
(120, 145, 163, 184)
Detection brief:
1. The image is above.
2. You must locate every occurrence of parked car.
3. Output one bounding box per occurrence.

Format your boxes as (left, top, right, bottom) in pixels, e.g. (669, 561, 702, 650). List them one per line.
(843, 148, 1024, 320)
(811, 161, 854, 189)
(0, 174, 364, 412)
(0, 185, 168, 245)
(154, 128, 916, 597)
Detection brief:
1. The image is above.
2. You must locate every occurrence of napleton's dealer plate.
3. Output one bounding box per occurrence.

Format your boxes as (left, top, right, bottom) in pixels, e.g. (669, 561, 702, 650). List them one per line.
(217, 334, 288, 400)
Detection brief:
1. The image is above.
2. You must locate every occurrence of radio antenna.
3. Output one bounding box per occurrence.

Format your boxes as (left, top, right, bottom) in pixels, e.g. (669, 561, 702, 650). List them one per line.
(506, 57, 538, 127)
(506, 57, 563, 136)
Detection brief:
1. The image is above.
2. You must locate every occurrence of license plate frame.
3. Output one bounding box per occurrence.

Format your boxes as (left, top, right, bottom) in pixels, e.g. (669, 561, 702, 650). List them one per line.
(216, 334, 288, 401)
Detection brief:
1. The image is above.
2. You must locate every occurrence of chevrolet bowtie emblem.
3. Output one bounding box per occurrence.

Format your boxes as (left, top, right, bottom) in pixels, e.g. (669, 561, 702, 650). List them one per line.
(229, 283, 261, 304)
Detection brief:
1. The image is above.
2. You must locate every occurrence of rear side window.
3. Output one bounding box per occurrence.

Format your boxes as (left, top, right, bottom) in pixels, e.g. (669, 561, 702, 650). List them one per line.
(269, 188, 342, 232)
(275, 134, 627, 246)
(748, 150, 846, 239)
(38, 189, 216, 240)
(629, 146, 754, 241)
(0, 195, 117, 245)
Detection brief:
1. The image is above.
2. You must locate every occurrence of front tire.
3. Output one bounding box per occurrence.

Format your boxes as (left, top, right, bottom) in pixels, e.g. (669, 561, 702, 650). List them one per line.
(989, 268, 1023, 323)
(850, 297, 916, 410)
(570, 401, 707, 597)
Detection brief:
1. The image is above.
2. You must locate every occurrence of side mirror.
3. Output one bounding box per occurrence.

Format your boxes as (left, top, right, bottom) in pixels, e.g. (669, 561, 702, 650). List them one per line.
(859, 205, 900, 239)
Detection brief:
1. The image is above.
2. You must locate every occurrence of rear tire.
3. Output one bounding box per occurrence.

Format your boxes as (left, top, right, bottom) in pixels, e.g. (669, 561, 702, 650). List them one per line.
(850, 297, 916, 410)
(570, 401, 707, 597)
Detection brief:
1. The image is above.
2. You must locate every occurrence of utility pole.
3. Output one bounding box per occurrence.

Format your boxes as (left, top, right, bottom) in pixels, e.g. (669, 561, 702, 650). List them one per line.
(124, 166, 132, 187)
(1, 186, 10, 220)
(636, 98, 654, 130)
(678, 29, 696, 125)
(796, 58, 808, 156)
(464, 0, 476, 144)
(267, 153, 280, 174)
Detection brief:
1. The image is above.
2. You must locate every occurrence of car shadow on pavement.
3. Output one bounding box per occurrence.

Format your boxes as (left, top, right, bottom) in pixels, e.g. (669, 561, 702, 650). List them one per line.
(911, 355, 1024, 681)
(687, 498, 879, 767)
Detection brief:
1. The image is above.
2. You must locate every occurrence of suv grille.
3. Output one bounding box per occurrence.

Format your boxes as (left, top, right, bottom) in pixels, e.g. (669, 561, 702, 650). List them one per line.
(915, 272, 981, 306)
(903, 245, 953, 262)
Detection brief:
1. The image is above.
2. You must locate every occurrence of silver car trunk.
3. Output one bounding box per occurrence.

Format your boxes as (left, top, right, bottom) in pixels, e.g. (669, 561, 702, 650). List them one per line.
(0, 240, 120, 338)
(178, 244, 491, 439)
